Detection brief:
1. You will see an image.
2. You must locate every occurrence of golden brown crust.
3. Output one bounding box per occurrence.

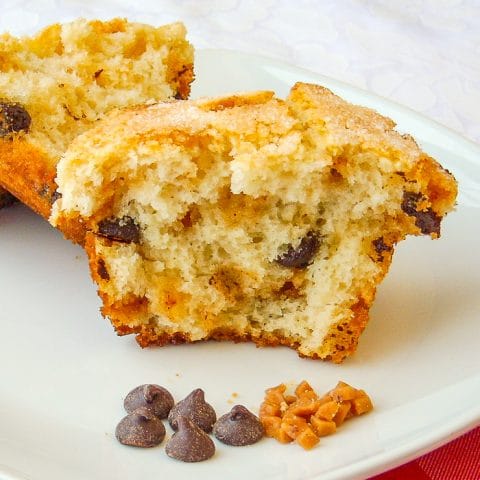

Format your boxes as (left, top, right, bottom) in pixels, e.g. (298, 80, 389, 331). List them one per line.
(318, 298, 373, 363)
(94, 288, 372, 364)
(317, 234, 398, 362)
(0, 139, 88, 242)
(107, 279, 382, 364)
(0, 139, 56, 219)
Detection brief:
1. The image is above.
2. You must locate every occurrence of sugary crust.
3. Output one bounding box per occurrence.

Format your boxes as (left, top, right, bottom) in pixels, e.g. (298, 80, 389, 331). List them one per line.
(287, 83, 457, 218)
(0, 18, 194, 236)
(55, 84, 457, 241)
(53, 90, 277, 152)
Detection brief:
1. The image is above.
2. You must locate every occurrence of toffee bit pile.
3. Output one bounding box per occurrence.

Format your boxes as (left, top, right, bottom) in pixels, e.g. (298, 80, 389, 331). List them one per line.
(259, 380, 373, 450)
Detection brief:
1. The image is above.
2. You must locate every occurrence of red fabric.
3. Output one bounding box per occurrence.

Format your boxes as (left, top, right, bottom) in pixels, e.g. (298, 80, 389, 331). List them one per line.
(370, 426, 480, 480)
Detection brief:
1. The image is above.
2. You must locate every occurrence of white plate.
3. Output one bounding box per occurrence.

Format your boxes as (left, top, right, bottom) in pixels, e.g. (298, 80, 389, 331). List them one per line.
(1, 49, 479, 480)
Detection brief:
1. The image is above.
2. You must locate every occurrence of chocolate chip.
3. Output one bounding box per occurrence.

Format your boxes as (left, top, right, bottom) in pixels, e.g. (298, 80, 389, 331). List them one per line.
(168, 388, 216, 433)
(401, 191, 441, 235)
(0, 191, 17, 208)
(413, 210, 441, 235)
(115, 407, 166, 447)
(275, 231, 321, 269)
(97, 259, 110, 281)
(37, 184, 62, 205)
(124, 384, 174, 419)
(97, 216, 140, 243)
(372, 237, 392, 261)
(50, 190, 62, 204)
(165, 416, 215, 462)
(213, 405, 264, 446)
(0, 101, 31, 136)
(401, 191, 423, 216)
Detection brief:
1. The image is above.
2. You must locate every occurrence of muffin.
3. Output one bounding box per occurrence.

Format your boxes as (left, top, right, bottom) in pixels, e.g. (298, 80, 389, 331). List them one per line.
(0, 18, 193, 242)
(51, 83, 457, 362)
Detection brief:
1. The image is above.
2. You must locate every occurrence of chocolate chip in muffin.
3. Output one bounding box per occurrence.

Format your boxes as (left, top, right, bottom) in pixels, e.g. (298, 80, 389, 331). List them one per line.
(401, 191, 422, 216)
(168, 388, 216, 433)
(165, 416, 215, 462)
(124, 384, 174, 419)
(412, 209, 441, 235)
(0, 191, 17, 208)
(401, 191, 441, 235)
(97, 215, 140, 243)
(276, 231, 321, 269)
(97, 259, 110, 281)
(0, 101, 31, 136)
(213, 405, 264, 446)
(372, 237, 392, 261)
(50, 190, 62, 204)
(115, 407, 166, 447)
(38, 184, 62, 206)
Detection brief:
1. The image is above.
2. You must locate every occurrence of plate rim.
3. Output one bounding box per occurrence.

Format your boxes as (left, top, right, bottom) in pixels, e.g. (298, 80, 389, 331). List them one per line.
(319, 409, 480, 479)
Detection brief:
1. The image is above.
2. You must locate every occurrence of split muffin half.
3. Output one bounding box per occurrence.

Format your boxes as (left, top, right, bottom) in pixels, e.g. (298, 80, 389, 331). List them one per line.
(51, 83, 457, 362)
